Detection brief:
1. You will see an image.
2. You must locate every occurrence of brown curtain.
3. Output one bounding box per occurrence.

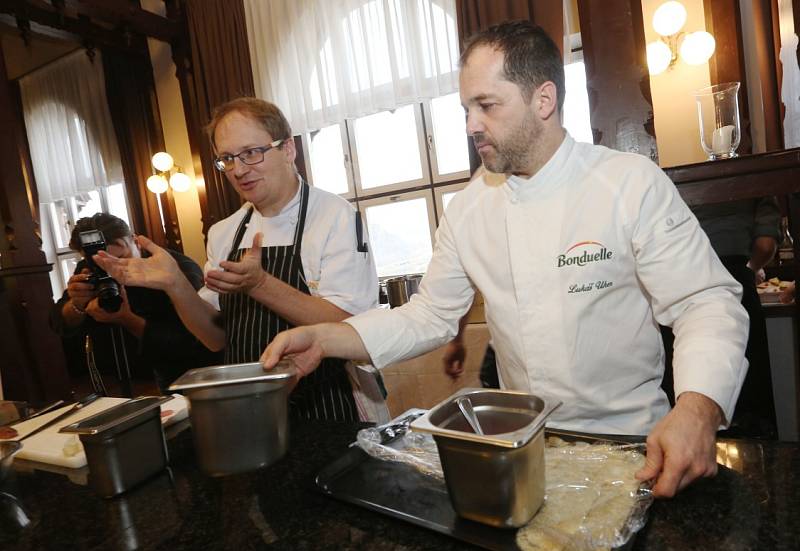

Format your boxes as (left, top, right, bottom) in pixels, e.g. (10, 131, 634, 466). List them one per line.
(455, 0, 563, 173)
(102, 46, 183, 251)
(456, 0, 563, 55)
(171, 0, 256, 238)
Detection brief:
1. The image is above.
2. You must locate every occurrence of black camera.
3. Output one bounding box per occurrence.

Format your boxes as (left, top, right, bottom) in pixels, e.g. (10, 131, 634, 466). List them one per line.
(78, 230, 123, 313)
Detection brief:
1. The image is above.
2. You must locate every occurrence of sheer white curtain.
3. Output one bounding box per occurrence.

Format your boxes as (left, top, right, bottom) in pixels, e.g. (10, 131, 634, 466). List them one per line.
(244, 0, 460, 134)
(19, 49, 123, 203)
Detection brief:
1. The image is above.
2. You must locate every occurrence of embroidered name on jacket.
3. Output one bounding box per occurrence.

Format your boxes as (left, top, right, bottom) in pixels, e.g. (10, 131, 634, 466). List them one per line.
(557, 241, 614, 268)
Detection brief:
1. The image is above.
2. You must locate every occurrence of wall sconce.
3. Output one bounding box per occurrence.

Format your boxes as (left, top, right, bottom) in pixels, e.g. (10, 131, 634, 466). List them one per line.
(646, 1, 716, 75)
(146, 152, 192, 194)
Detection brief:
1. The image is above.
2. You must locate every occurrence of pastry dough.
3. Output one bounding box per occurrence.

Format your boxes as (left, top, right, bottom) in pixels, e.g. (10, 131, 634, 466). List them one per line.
(516, 438, 649, 551)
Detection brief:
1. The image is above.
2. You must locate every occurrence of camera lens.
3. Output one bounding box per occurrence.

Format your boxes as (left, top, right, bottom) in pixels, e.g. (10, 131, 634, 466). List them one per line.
(96, 279, 123, 312)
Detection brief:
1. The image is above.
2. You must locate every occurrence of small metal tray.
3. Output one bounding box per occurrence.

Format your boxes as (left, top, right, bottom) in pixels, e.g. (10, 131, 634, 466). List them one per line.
(168, 360, 295, 391)
(315, 427, 642, 551)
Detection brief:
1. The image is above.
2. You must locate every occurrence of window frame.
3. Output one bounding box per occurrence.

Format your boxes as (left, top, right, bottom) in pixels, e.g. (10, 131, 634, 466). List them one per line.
(302, 124, 357, 199)
(422, 98, 471, 184)
(348, 103, 432, 196)
(356, 188, 438, 278)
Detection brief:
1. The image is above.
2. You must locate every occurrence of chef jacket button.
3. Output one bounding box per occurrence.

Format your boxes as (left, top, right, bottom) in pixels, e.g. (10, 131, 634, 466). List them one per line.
(510, 196, 519, 204)
(290, 217, 298, 225)
(666, 217, 674, 227)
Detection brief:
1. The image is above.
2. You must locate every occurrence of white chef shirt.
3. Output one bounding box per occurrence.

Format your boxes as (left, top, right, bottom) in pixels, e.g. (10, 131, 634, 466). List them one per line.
(347, 134, 748, 435)
(199, 183, 378, 316)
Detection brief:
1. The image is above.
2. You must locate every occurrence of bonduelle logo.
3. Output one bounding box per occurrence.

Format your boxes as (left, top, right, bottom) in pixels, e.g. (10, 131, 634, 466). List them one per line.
(557, 241, 613, 268)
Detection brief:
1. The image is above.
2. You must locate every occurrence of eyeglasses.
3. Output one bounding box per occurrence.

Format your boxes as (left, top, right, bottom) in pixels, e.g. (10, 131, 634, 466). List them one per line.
(213, 139, 286, 172)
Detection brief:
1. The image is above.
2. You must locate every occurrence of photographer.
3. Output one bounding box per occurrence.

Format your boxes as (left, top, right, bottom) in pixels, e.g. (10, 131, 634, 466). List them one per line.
(50, 213, 220, 395)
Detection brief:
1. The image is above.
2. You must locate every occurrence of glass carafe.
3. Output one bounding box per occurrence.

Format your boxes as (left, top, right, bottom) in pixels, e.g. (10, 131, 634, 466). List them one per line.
(694, 82, 741, 160)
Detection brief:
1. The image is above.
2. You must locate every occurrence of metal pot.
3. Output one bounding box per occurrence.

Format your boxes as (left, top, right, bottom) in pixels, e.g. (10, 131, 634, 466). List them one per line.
(169, 362, 295, 476)
(60, 396, 171, 497)
(411, 388, 561, 528)
(385, 274, 423, 308)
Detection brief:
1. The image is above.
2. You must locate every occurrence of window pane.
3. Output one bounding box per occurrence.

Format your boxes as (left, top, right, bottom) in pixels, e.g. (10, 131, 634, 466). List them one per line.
(353, 105, 423, 189)
(364, 197, 432, 277)
(308, 125, 349, 195)
(430, 93, 469, 175)
(48, 201, 72, 249)
(60, 255, 79, 286)
(563, 61, 594, 144)
(106, 184, 130, 228)
(72, 190, 102, 220)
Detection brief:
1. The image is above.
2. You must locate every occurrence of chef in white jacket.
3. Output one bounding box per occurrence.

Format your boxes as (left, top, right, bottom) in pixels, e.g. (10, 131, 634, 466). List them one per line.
(261, 21, 749, 499)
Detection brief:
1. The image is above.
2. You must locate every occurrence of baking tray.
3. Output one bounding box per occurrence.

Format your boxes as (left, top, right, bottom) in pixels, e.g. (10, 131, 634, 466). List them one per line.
(315, 427, 643, 551)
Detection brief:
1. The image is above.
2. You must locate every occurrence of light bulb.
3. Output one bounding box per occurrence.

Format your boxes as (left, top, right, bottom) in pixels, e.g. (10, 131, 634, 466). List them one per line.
(653, 1, 687, 37)
(169, 172, 192, 192)
(679, 31, 716, 65)
(146, 174, 169, 194)
(646, 41, 672, 75)
(151, 152, 174, 172)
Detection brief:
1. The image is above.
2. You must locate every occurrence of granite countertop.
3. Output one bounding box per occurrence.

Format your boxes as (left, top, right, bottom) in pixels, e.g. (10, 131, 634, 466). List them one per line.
(1, 419, 799, 550)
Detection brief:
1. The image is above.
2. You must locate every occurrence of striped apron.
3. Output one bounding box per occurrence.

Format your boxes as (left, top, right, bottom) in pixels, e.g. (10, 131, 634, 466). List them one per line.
(219, 182, 358, 422)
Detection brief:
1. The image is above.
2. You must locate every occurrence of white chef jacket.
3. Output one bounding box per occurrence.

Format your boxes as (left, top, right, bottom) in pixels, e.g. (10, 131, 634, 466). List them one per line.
(347, 135, 749, 435)
(199, 182, 378, 316)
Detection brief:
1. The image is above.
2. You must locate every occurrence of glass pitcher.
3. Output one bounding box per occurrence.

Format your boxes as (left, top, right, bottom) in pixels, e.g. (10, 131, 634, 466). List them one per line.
(694, 82, 741, 160)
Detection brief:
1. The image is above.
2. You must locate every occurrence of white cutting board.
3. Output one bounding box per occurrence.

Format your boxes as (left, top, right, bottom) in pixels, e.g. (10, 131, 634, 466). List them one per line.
(0, 395, 189, 469)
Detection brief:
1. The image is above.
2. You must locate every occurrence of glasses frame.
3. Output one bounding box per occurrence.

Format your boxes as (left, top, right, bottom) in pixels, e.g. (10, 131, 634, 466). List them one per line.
(213, 138, 286, 172)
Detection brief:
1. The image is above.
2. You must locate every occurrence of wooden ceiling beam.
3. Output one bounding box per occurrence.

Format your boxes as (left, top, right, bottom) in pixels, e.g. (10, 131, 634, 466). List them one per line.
(0, 0, 148, 53)
(0, 0, 179, 44)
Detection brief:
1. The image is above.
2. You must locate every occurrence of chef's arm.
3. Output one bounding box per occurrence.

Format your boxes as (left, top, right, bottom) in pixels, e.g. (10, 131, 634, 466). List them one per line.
(164, 276, 227, 352)
(247, 276, 352, 326)
(94, 237, 226, 351)
(262, 322, 370, 376)
(443, 315, 470, 378)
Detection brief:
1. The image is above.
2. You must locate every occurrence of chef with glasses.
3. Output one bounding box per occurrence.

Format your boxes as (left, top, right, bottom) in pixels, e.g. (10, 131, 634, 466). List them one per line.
(96, 97, 378, 422)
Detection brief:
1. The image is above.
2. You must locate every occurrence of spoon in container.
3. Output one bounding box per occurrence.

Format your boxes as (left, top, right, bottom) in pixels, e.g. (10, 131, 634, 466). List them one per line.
(456, 396, 484, 435)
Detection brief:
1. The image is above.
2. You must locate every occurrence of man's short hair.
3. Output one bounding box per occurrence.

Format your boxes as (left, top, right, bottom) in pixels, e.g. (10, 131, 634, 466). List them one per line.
(69, 213, 132, 252)
(205, 97, 292, 149)
(460, 20, 565, 111)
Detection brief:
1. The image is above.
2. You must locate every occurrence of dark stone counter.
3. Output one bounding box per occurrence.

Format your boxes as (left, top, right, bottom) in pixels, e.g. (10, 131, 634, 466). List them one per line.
(1, 420, 799, 550)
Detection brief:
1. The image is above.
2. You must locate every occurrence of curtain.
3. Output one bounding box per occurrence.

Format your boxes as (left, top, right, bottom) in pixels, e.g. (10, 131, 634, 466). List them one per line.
(244, 0, 460, 135)
(456, 0, 563, 56)
(19, 49, 123, 204)
(177, 0, 256, 229)
(102, 47, 181, 251)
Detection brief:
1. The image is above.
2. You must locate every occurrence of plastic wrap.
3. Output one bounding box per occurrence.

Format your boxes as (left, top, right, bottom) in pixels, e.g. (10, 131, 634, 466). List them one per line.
(356, 414, 653, 550)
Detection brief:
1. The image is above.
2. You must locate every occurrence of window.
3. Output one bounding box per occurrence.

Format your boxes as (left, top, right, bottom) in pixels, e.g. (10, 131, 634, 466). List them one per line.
(303, 64, 593, 279)
(360, 191, 436, 277)
(42, 184, 131, 300)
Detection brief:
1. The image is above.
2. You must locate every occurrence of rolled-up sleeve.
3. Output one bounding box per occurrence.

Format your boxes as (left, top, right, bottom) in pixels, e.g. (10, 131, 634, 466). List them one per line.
(346, 212, 475, 369)
(632, 170, 749, 426)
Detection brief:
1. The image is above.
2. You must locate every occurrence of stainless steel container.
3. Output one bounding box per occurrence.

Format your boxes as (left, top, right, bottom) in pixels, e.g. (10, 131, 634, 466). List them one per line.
(169, 362, 295, 476)
(385, 274, 423, 308)
(60, 396, 171, 498)
(411, 388, 560, 528)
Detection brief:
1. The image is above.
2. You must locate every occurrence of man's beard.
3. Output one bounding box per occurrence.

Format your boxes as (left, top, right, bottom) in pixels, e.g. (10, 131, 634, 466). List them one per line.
(475, 114, 541, 174)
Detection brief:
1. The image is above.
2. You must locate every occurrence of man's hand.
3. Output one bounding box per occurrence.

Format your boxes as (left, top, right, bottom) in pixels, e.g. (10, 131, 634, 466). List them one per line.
(443, 341, 466, 379)
(95, 236, 180, 291)
(85, 287, 146, 337)
(66, 268, 96, 311)
(206, 232, 267, 295)
(261, 326, 326, 378)
(636, 391, 721, 498)
(261, 322, 371, 376)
